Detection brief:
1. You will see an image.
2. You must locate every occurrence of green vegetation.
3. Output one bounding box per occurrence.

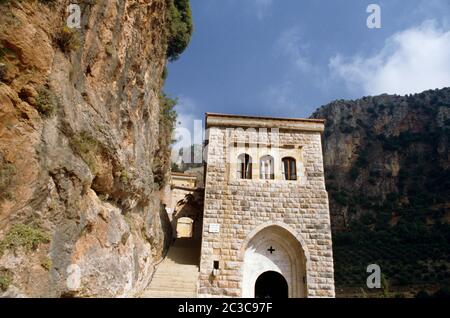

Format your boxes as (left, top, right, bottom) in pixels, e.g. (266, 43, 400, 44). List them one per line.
(153, 93, 177, 187)
(0, 224, 50, 256)
(333, 213, 450, 290)
(120, 170, 130, 184)
(416, 287, 450, 298)
(165, 0, 193, 61)
(69, 132, 100, 174)
(54, 26, 80, 54)
(0, 269, 12, 291)
(316, 89, 450, 295)
(0, 162, 15, 188)
(41, 257, 52, 271)
(0, 63, 6, 81)
(0, 161, 15, 201)
(35, 87, 58, 117)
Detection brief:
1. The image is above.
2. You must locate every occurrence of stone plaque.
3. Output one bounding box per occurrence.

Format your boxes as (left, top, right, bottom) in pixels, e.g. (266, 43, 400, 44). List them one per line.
(208, 223, 220, 233)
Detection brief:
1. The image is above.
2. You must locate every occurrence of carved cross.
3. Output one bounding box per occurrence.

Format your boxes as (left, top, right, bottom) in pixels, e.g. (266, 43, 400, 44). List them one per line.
(267, 246, 275, 254)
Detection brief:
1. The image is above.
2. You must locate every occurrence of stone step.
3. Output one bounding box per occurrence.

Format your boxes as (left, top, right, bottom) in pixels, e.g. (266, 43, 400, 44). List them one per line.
(142, 290, 197, 298)
(155, 264, 199, 270)
(142, 238, 201, 298)
(153, 269, 199, 276)
(150, 277, 199, 284)
(151, 278, 198, 284)
(145, 287, 197, 293)
(163, 260, 200, 265)
(150, 278, 198, 284)
(151, 279, 197, 288)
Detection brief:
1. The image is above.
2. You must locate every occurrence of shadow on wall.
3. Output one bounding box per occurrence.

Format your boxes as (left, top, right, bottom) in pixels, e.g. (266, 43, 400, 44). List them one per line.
(172, 189, 204, 240)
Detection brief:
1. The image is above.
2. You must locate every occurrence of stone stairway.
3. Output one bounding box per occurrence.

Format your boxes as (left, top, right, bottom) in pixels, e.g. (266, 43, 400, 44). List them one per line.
(141, 238, 201, 298)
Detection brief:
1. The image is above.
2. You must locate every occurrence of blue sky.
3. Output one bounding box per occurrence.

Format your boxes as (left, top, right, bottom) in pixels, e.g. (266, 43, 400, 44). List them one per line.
(166, 0, 450, 148)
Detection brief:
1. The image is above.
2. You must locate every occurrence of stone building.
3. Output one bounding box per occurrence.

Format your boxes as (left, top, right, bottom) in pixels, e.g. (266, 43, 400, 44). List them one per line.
(198, 113, 335, 298)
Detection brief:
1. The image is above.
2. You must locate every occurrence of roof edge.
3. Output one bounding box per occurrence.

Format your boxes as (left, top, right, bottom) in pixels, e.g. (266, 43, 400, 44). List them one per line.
(205, 112, 325, 123)
(205, 112, 325, 132)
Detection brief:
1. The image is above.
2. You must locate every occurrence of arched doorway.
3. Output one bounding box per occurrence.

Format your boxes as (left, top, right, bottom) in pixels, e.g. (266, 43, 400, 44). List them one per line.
(176, 217, 194, 238)
(242, 224, 308, 297)
(255, 271, 288, 298)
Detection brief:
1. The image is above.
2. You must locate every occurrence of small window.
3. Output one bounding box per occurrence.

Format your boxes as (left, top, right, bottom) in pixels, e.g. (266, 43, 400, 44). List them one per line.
(282, 157, 297, 181)
(260, 155, 274, 180)
(237, 154, 252, 179)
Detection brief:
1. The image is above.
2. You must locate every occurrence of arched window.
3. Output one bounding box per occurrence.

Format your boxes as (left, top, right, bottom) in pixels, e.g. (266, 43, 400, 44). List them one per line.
(260, 155, 274, 180)
(237, 153, 252, 179)
(282, 157, 297, 180)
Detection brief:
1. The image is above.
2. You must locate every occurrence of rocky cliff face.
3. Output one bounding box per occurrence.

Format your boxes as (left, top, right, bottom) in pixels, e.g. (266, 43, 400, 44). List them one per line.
(312, 88, 450, 292)
(312, 88, 450, 231)
(0, 0, 173, 297)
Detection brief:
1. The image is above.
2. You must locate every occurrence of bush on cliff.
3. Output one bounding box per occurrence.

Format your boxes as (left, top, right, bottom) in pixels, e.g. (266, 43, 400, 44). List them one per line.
(166, 0, 193, 61)
(0, 269, 12, 291)
(35, 88, 58, 117)
(0, 161, 15, 201)
(54, 26, 80, 54)
(153, 93, 177, 187)
(0, 224, 50, 257)
(69, 132, 100, 175)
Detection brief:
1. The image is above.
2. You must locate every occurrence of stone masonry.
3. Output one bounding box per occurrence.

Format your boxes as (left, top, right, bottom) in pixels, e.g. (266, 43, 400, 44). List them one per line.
(198, 113, 335, 298)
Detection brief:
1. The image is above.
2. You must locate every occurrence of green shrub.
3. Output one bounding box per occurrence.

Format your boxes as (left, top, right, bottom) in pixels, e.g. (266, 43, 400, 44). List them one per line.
(0, 63, 6, 81)
(120, 170, 129, 184)
(0, 270, 12, 291)
(70, 132, 100, 174)
(35, 88, 58, 117)
(153, 93, 177, 187)
(0, 224, 50, 256)
(0, 162, 15, 189)
(54, 26, 80, 54)
(41, 257, 52, 271)
(0, 161, 15, 201)
(166, 0, 193, 61)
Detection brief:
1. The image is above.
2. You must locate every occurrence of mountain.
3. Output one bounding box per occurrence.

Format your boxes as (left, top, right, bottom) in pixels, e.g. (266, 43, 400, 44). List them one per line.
(312, 87, 450, 296)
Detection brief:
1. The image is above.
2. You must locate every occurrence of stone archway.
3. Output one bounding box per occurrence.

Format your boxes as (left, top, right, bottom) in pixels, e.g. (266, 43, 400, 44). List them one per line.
(241, 224, 308, 298)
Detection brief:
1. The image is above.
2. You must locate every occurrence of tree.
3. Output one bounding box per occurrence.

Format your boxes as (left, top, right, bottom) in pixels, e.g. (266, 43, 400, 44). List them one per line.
(166, 0, 193, 61)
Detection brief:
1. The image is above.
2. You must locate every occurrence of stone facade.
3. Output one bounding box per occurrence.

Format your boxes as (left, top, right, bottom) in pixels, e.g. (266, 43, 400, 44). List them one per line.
(198, 113, 335, 298)
(171, 172, 198, 190)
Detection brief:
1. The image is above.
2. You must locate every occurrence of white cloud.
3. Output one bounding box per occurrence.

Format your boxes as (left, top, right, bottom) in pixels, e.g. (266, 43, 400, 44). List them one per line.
(276, 27, 312, 73)
(172, 96, 203, 157)
(329, 20, 450, 95)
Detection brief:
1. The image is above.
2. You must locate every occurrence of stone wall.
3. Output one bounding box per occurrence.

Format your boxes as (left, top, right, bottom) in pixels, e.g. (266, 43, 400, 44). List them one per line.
(199, 116, 335, 298)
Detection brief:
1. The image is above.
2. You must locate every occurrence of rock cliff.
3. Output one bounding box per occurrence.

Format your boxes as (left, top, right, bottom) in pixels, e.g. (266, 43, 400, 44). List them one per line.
(0, 0, 176, 297)
(312, 88, 450, 293)
(312, 88, 449, 231)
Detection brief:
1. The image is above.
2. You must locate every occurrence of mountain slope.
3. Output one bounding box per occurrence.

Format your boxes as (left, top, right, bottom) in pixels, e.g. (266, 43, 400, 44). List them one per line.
(312, 87, 450, 296)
